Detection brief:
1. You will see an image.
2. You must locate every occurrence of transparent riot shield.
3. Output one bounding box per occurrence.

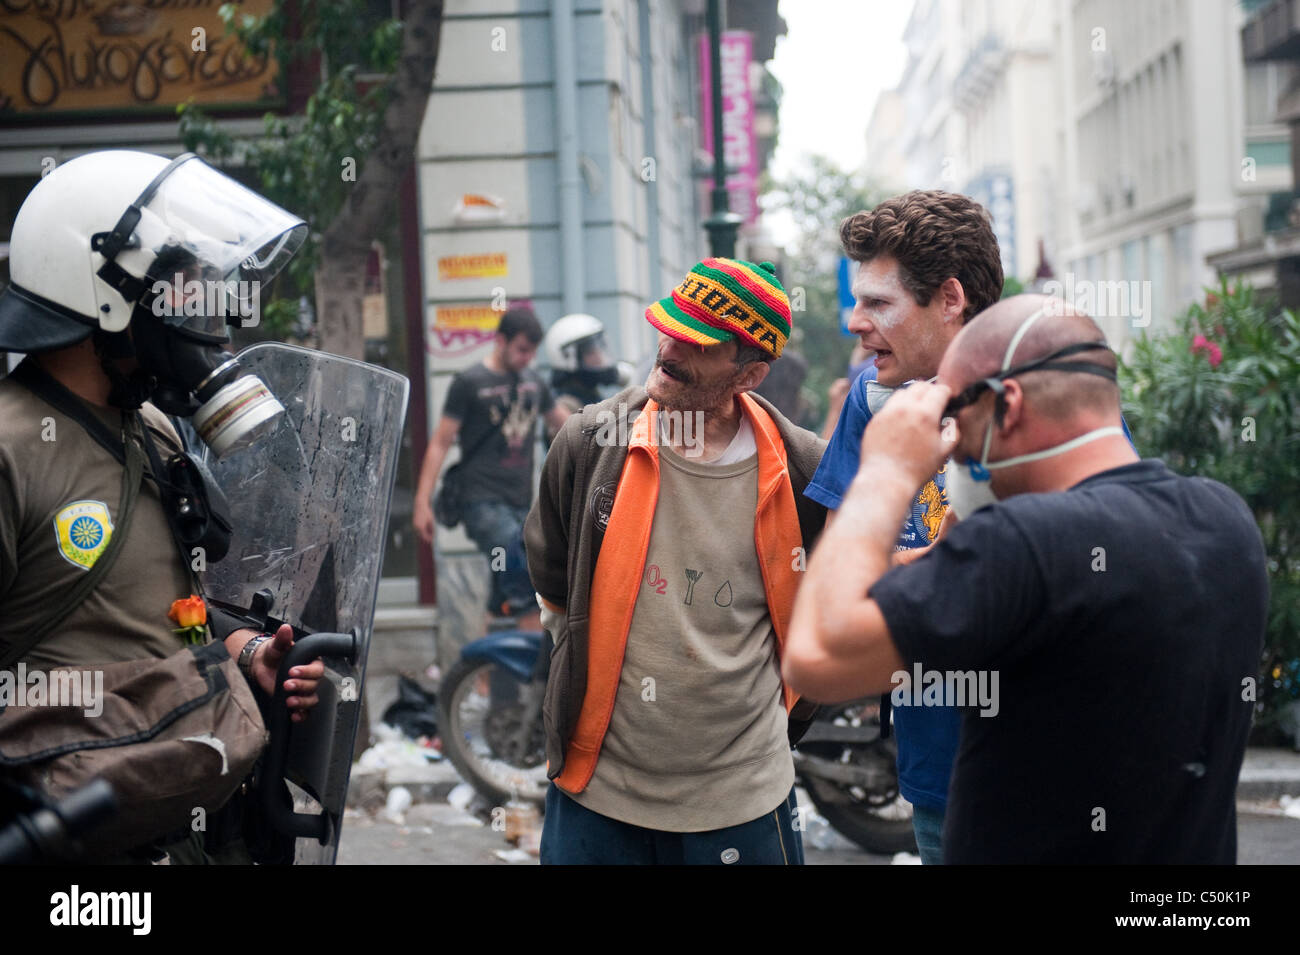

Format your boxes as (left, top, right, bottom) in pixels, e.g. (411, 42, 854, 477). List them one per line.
(202, 342, 408, 864)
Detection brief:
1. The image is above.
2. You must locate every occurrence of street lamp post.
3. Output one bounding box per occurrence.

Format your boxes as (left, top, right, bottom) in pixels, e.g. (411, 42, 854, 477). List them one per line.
(703, 0, 742, 258)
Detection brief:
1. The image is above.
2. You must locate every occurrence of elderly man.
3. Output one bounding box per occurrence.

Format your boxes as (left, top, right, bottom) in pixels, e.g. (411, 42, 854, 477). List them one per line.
(525, 258, 826, 865)
(784, 294, 1267, 863)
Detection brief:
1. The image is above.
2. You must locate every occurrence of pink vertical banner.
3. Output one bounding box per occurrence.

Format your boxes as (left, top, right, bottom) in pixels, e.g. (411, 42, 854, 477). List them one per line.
(698, 29, 758, 226)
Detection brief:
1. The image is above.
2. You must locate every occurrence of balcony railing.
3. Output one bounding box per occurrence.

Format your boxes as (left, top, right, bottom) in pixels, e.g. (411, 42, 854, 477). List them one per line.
(1243, 0, 1300, 62)
(952, 33, 1006, 111)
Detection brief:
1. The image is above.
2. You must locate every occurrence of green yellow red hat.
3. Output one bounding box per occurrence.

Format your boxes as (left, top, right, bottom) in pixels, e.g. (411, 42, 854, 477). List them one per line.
(645, 258, 792, 358)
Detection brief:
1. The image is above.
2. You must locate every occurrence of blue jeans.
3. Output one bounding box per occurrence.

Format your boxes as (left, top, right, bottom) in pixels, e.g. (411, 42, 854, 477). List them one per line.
(912, 803, 945, 864)
(540, 783, 805, 865)
(460, 498, 533, 616)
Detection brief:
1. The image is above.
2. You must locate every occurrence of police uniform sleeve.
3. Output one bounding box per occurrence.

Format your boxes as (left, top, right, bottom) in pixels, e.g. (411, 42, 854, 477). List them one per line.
(0, 449, 18, 600)
(206, 606, 254, 644)
(869, 508, 1048, 673)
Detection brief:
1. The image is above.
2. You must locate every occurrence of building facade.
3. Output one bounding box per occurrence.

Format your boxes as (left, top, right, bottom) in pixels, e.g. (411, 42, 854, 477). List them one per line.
(895, 0, 965, 193)
(1207, 0, 1300, 305)
(864, 0, 1288, 345)
(1057, 0, 1260, 341)
(863, 88, 906, 193)
(882, 0, 1062, 289)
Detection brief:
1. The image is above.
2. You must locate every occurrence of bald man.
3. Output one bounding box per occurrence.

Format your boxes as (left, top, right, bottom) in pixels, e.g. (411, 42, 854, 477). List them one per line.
(784, 294, 1268, 864)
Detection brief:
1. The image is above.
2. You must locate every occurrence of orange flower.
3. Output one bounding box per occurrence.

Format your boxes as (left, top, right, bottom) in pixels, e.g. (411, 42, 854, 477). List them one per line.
(168, 595, 207, 629)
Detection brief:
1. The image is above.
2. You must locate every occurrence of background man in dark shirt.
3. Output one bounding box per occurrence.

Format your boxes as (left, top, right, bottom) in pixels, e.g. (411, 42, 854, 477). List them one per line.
(784, 294, 1267, 863)
(414, 307, 568, 629)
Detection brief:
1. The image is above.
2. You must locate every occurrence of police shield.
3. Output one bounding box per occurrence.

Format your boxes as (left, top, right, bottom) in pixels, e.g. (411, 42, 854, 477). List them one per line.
(202, 342, 408, 864)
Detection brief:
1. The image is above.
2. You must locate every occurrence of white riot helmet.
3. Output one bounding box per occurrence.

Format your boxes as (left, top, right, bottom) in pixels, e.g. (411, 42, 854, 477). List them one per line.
(542, 313, 631, 407)
(0, 150, 307, 455)
(543, 313, 607, 372)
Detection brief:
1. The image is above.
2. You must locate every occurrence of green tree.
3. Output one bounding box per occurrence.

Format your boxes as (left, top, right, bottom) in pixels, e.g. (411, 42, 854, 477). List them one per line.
(766, 156, 885, 424)
(178, 0, 444, 358)
(1122, 279, 1300, 741)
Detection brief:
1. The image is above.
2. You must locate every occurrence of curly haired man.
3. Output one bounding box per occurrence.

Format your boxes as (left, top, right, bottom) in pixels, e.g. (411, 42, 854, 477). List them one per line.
(804, 190, 1004, 863)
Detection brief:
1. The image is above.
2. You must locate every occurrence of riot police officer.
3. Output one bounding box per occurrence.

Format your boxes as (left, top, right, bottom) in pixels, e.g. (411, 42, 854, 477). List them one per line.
(0, 150, 324, 862)
(540, 312, 631, 414)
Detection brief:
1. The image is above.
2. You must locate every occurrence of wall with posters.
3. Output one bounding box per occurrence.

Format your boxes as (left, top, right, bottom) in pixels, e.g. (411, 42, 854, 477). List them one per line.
(414, 0, 710, 624)
(418, 0, 709, 378)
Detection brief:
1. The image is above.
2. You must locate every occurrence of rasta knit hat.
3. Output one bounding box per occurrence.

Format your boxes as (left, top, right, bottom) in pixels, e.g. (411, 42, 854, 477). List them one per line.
(645, 258, 792, 358)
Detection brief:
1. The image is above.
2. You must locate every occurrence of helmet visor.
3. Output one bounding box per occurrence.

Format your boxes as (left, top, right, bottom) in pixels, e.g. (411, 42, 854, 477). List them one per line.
(130, 157, 306, 338)
(576, 332, 614, 371)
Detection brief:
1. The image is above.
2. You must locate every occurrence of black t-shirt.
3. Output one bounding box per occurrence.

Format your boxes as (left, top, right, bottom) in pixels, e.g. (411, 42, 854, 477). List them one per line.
(443, 362, 553, 510)
(870, 460, 1267, 863)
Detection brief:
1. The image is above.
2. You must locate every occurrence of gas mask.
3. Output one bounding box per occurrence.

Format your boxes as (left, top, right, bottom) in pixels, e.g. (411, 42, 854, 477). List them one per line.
(941, 305, 1123, 519)
(89, 153, 306, 457)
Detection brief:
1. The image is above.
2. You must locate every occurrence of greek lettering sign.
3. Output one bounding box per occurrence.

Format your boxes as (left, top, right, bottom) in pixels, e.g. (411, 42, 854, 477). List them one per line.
(0, 0, 280, 117)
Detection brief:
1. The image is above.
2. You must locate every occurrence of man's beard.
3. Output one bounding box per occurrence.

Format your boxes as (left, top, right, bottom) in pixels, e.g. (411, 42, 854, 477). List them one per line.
(647, 357, 742, 413)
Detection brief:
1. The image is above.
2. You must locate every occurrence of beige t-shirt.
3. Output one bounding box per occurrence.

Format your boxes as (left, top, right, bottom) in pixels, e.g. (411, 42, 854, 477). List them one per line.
(0, 378, 195, 668)
(572, 428, 794, 831)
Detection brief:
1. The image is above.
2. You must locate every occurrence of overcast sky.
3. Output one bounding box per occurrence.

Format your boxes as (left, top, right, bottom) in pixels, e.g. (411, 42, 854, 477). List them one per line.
(768, 1, 912, 181)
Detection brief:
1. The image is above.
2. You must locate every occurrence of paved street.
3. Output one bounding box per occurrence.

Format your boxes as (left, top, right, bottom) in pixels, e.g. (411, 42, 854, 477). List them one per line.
(341, 750, 890, 864)
(337, 784, 1299, 865)
(337, 800, 886, 866)
(1235, 805, 1300, 864)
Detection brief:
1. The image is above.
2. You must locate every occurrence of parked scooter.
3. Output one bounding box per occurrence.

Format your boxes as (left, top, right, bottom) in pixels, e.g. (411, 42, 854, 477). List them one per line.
(791, 697, 915, 853)
(438, 626, 916, 854)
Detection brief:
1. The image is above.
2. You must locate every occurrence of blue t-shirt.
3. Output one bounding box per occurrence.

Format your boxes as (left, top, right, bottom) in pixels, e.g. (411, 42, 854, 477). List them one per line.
(806, 365, 958, 811)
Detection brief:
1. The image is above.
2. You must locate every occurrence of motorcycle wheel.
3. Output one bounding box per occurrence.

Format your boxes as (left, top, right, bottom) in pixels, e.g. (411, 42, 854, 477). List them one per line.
(798, 701, 918, 856)
(437, 657, 549, 809)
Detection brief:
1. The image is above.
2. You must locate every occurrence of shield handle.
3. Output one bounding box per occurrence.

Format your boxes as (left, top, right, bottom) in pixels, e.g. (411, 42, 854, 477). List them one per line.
(260, 630, 358, 844)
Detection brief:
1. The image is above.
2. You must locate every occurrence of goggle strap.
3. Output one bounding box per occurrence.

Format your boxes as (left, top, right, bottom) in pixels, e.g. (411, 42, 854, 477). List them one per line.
(998, 340, 1112, 379)
(1027, 360, 1117, 381)
(978, 358, 1117, 393)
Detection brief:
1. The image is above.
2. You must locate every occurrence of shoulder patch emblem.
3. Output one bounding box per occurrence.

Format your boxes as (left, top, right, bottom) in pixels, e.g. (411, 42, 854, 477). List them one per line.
(590, 482, 616, 531)
(53, 500, 115, 571)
